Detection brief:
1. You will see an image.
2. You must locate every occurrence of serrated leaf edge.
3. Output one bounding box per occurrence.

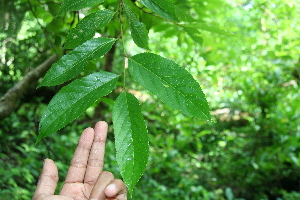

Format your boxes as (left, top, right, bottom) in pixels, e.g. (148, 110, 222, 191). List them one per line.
(37, 73, 119, 142)
(129, 53, 210, 119)
(113, 92, 148, 194)
(39, 38, 117, 87)
(123, 4, 149, 49)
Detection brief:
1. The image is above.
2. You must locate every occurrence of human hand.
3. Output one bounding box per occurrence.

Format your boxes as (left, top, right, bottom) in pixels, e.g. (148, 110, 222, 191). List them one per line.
(33, 121, 127, 200)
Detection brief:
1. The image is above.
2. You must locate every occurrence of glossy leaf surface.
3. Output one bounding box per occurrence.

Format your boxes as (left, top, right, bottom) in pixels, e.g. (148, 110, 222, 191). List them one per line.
(123, 4, 149, 49)
(39, 38, 117, 87)
(65, 10, 115, 49)
(128, 53, 211, 120)
(140, 0, 179, 21)
(37, 72, 119, 143)
(112, 92, 149, 195)
(57, 0, 105, 16)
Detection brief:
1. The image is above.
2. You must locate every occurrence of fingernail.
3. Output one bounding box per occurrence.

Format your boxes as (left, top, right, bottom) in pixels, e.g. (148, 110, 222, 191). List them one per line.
(106, 184, 116, 192)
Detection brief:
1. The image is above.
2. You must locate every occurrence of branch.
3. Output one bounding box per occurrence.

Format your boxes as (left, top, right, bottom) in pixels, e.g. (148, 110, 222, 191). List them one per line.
(0, 54, 58, 120)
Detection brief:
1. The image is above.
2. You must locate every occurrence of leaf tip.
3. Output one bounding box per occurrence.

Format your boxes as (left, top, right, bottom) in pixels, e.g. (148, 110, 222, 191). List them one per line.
(37, 81, 48, 88)
(35, 135, 42, 144)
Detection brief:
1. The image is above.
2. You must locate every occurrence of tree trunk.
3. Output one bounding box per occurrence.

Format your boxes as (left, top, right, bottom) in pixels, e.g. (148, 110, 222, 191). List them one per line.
(0, 54, 58, 120)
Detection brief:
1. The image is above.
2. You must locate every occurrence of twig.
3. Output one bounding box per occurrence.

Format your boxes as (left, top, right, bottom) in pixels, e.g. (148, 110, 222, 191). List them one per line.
(119, 0, 127, 92)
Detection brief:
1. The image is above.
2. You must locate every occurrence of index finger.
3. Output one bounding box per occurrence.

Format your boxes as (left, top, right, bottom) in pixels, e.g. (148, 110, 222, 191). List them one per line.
(84, 121, 108, 185)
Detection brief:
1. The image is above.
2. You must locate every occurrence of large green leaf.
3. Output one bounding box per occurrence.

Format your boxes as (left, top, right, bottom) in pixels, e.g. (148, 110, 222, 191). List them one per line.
(128, 53, 211, 120)
(37, 72, 119, 143)
(123, 4, 149, 49)
(39, 37, 117, 87)
(140, 0, 179, 21)
(65, 10, 115, 49)
(112, 92, 149, 195)
(57, 0, 105, 16)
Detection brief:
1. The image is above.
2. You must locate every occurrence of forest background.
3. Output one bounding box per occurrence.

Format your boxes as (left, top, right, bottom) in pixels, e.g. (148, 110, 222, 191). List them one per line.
(0, 0, 300, 199)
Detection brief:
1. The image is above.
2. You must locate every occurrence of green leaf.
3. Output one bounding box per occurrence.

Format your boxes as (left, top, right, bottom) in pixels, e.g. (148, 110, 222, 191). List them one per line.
(39, 37, 117, 87)
(37, 72, 119, 143)
(123, 4, 149, 49)
(65, 10, 115, 49)
(183, 27, 203, 46)
(175, 6, 195, 22)
(140, 0, 179, 21)
(128, 53, 211, 120)
(57, 0, 105, 16)
(195, 23, 232, 36)
(112, 92, 149, 195)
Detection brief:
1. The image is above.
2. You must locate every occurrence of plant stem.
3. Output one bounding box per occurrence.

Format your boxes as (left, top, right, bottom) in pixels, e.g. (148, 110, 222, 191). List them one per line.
(118, 0, 127, 92)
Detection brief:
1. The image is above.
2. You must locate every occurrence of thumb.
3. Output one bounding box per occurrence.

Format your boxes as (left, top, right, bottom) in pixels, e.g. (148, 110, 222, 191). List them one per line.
(33, 159, 59, 200)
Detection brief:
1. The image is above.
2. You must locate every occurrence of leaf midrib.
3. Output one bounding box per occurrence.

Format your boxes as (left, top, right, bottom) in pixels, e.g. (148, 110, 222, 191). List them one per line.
(42, 75, 118, 129)
(45, 39, 115, 85)
(130, 57, 209, 119)
(124, 6, 148, 48)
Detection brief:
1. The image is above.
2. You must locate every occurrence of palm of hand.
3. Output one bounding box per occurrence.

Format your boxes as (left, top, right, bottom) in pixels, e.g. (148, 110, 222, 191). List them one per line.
(60, 183, 94, 199)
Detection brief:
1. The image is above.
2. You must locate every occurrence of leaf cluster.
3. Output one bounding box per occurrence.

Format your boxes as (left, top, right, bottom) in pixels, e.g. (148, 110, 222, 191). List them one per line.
(37, 0, 211, 194)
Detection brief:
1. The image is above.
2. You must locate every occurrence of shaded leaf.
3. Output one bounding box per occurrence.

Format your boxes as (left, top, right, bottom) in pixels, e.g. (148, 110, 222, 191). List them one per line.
(57, 0, 105, 16)
(153, 23, 178, 38)
(128, 53, 211, 120)
(123, 4, 149, 49)
(184, 27, 203, 46)
(175, 6, 195, 22)
(37, 72, 119, 143)
(48, 2, 61, 16)
(140, 0, 179, 21)
(65, 10, 115, 49)
(112, 92, 149, 195)
(39, 37, 117, 87)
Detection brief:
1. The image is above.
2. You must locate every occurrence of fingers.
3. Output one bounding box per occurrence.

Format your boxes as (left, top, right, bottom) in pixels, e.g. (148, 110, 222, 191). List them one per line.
(105, 179, 127, 200)
(64, 127, 95, 183)
(84, 121, 108, 185)
(33, 159, 59, 200)
(89, 171, 114, 200)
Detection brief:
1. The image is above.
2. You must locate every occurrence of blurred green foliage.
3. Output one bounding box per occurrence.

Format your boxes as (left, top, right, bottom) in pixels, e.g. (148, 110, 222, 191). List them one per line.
(1, 0, 300, 199)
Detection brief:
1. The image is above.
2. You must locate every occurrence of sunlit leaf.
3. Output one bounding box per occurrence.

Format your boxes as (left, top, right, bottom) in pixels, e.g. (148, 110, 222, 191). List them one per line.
(65, 10, 115, 49)
(37, 72, 119, 143)
(195, 23, 232, 35)
(112, 92, 149, 195)
(39, 37, 117, 87)
(57, 0, 105, 16)
(140, 0, 179, 21)
(123, 4, 149, 49)
(128, 53, 211, 120)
